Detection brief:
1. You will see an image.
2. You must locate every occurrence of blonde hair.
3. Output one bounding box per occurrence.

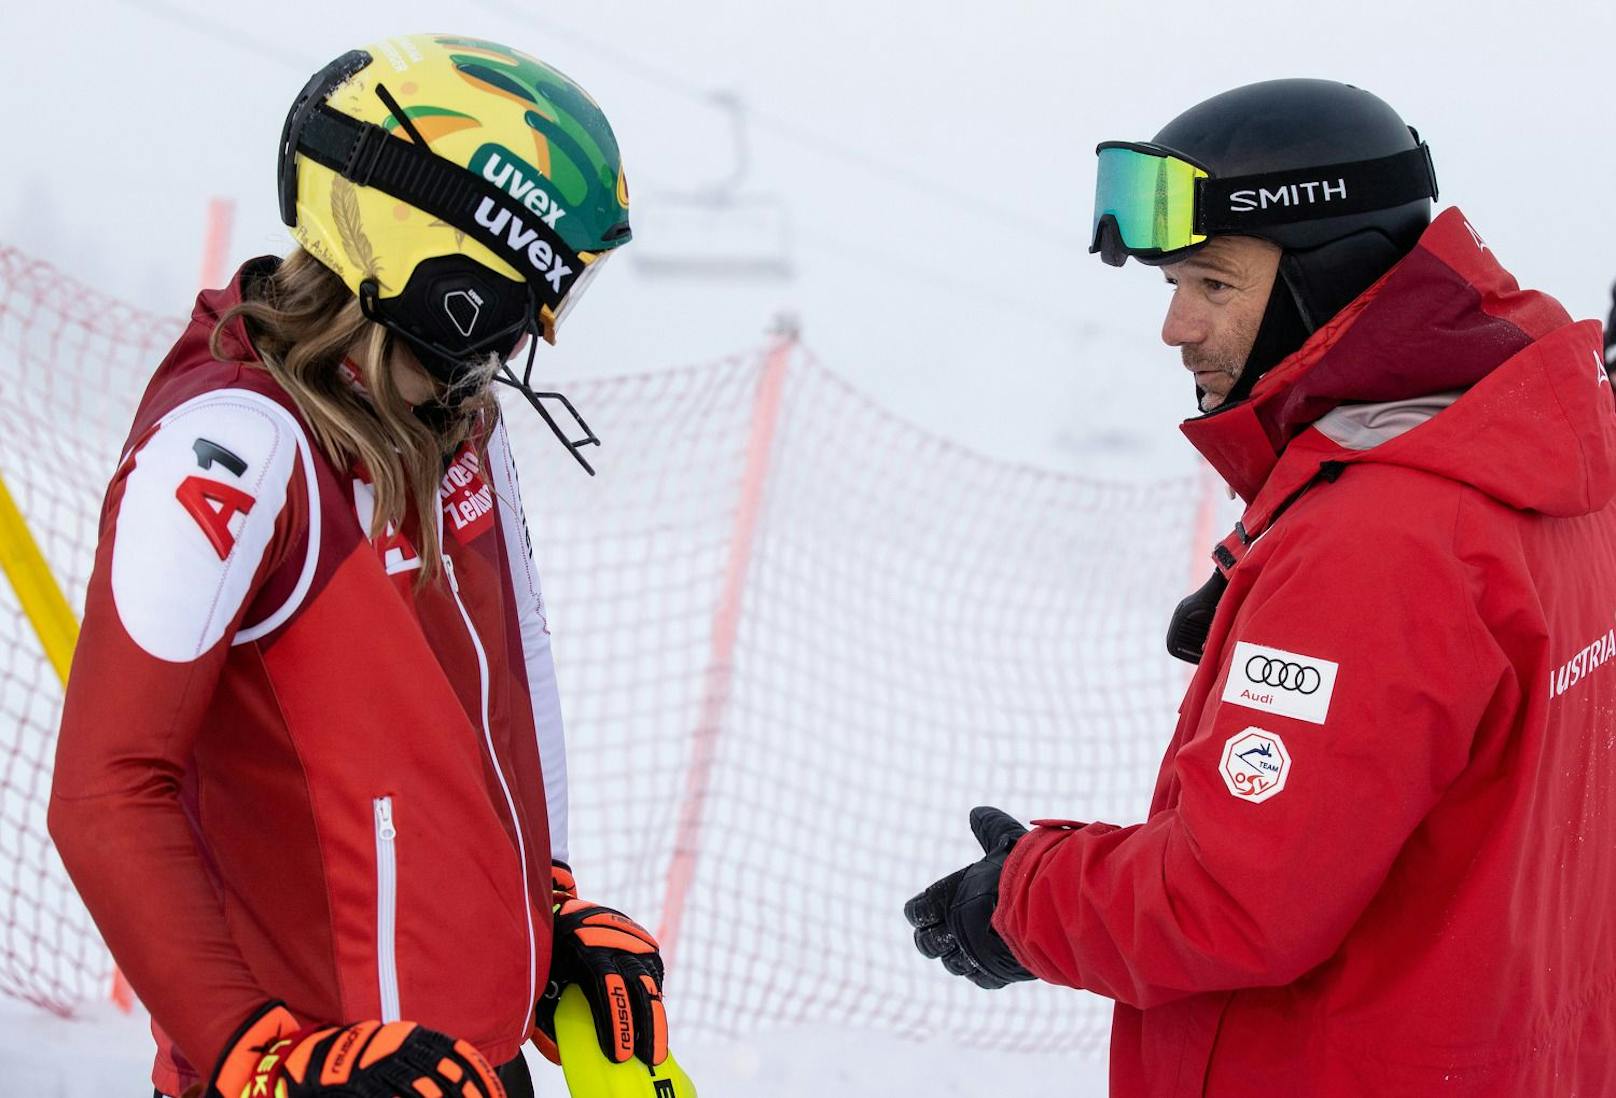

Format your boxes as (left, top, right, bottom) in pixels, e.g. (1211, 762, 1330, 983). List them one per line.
(211, 248, 499, 584)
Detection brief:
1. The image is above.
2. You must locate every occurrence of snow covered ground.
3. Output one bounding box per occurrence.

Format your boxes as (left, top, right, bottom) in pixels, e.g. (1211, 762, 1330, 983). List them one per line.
(1, 999, 1109, 1097)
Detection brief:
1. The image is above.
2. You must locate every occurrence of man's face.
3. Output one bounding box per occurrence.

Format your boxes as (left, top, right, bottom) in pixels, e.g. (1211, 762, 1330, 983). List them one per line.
(1160, 236, 1283, 412)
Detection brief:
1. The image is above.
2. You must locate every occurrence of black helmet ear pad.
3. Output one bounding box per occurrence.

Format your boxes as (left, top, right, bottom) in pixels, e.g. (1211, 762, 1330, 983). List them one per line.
(363, 255, 531, 386)
(1279, 214, 1424, 332)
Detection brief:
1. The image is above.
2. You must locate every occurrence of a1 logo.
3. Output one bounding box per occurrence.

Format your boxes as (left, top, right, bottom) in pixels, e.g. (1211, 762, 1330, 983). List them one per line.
(175, 438, 255, 559)
(175, 476, 256, 559)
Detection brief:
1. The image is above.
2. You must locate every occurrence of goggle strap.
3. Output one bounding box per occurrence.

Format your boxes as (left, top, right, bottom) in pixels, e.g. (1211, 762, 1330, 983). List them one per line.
(295, 104, 583, 312)
(1197, 145, 1439, 235)
(278, 49, 372, 227)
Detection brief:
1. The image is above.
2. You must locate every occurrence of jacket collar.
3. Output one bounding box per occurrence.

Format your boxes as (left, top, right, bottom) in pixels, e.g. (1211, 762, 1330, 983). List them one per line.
(1181, 208, 1573, 505)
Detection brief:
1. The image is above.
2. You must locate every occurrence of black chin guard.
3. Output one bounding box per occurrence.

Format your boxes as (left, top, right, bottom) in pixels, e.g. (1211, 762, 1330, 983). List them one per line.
(359, 256, 530, 388)
(361, 260, 602, 475)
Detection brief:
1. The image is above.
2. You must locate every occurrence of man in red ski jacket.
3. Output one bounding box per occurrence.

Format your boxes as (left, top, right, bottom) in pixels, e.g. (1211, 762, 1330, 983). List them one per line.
(907, 80, 1616, 1096)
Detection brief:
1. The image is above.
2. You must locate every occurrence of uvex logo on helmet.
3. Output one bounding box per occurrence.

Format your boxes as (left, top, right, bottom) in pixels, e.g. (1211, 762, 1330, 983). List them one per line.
(472, 198, 576, 293)
(474, 145, 569, 228)
(1229, 178, 1348, 213)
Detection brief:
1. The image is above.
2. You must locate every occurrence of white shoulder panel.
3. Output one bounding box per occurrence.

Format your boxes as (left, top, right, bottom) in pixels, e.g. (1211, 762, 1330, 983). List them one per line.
(110, 389, 309, 662)
(488, 418, 570, 862)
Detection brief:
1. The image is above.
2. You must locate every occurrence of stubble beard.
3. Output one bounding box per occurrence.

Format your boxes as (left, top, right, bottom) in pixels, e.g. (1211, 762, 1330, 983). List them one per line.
(1184, 347, 1243, 412)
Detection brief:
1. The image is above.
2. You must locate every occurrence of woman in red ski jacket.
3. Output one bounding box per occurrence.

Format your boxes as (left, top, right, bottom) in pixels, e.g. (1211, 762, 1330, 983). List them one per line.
(48, 35, 665, 1098)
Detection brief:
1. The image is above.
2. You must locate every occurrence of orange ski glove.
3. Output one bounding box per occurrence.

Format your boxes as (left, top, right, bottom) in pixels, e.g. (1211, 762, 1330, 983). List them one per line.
(533, 863, 668, 1069)
(207, 1001, 506, 1098)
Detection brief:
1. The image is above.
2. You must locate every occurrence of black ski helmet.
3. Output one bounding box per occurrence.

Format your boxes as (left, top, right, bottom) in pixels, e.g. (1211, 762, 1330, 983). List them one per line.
(1120, 79, 1438, 402)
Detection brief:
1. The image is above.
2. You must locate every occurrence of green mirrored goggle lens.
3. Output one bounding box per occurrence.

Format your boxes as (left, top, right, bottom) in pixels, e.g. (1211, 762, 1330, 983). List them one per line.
(1092, 145, 1208, 256)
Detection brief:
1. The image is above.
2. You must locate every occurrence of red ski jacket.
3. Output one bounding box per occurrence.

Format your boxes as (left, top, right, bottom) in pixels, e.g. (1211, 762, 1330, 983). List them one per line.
(48, 260, 571, 1095)
(993, 210, 1616, 1096)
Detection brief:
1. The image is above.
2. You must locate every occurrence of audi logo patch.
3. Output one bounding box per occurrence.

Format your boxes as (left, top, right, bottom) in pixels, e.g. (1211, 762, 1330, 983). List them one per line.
(1221, 641, 1339, 725)
(1245, 656, 1322, 694)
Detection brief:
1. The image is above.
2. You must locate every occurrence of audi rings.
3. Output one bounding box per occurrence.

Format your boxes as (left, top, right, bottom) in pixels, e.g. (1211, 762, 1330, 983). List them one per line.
(1246, 656, 1321, 694)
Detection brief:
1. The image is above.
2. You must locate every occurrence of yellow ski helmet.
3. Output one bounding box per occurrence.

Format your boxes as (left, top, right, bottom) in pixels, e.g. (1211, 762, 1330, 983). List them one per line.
(277, 34, 631, 378)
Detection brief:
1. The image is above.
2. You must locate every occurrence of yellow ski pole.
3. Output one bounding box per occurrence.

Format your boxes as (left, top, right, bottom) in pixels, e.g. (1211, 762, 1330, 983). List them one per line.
(0, 472, 78, 682)
(0, 470, 137, 1012)
(555, 984, 697, 1098)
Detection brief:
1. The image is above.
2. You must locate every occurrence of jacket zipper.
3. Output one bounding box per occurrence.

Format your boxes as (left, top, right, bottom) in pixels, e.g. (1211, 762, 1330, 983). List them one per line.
(373, 795, 401, 1023)
(442, 551, 538, 1044)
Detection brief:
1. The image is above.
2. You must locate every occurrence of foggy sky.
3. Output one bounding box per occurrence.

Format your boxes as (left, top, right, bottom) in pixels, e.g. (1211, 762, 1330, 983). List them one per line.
(5, 0, 1612, 476)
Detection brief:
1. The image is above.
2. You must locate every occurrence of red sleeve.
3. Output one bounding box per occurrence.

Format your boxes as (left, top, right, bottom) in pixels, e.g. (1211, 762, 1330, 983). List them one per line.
(992, 493, 1509, 1008)
(48, 388, 309, 1073)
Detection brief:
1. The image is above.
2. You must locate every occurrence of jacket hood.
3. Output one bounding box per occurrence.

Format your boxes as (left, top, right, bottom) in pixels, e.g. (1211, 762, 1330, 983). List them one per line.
(1182, 209, 1616, 517)
(120, 259, 276, 456)
(189, 257, 274, 365)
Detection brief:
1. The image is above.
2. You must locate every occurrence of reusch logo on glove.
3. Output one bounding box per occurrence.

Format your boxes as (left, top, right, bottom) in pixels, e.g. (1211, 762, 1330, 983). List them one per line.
(608, 976, 633, 1058)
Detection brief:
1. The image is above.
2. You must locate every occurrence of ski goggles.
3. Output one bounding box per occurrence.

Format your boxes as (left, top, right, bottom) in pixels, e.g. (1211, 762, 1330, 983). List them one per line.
(1091, 140, 1439, 266)
(541, 247, 616, 342)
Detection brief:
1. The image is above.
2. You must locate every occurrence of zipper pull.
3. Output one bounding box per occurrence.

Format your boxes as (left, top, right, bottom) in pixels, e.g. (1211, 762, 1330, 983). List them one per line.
(374, 797, 397, 840)
(442, 554, 459, 593)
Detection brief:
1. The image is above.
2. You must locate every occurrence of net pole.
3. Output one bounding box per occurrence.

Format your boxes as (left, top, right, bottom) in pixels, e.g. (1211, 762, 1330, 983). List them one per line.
(198, 197, 236, 291)
(1190, 458, 1223, 587)
(657, 332, 793, 962)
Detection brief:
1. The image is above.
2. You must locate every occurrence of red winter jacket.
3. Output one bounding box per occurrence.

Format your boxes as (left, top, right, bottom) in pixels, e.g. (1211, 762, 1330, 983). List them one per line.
(47, 260, 570, 1095)
(993, 209, 1616, 1096)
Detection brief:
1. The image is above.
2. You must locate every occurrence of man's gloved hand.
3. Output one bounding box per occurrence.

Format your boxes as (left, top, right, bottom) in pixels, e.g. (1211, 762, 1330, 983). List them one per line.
(1604, 279, 1614, 369)
(905, 806, 1036, 990)
(534, 863, 668, 1068)
(207, 1001, 505, 1098)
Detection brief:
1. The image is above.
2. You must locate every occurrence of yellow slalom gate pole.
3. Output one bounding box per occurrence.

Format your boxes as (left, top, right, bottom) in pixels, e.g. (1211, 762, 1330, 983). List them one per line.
(0, 472, 77, 682)
(0, 470, 135, 1012)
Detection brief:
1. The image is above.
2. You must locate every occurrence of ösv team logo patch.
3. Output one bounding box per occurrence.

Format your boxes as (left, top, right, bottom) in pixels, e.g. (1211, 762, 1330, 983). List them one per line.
(1220, 728, 1290, 803)
(1221, 641, 1338, 725)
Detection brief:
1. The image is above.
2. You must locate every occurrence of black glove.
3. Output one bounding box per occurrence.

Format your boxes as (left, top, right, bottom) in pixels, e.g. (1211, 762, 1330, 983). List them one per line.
(905, 806, 1035, 990)
(1605, 280, 1614, 369)
(535, 896, 668, 1067)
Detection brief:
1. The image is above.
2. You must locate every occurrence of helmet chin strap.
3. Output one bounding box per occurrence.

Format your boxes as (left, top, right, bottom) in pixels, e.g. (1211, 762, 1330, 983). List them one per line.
(373, 285, 602, 476)
(407, 328, 602, 477)
(491, 326, 602, 476)
(1199, 265, 1310, 411)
